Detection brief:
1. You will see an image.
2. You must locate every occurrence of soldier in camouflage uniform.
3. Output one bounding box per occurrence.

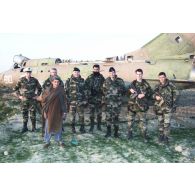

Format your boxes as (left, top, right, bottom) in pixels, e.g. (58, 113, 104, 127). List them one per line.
(42, 68, 64, 91)
(85, 64, 105, 133)
(14, 67, 42, 133)
(153, 72, 178, 144)
(127, 69, 152, 142)
(103, 67, 126, 138)
(64, 67, 87, 134)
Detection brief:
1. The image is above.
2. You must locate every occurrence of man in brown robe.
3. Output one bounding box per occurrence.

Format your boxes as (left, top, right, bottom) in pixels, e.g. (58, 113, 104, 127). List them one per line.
(38, 76, 66, 148)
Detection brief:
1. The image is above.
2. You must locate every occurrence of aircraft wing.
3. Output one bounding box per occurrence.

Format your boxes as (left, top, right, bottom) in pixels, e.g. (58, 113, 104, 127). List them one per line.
(145, 79, 195, 90)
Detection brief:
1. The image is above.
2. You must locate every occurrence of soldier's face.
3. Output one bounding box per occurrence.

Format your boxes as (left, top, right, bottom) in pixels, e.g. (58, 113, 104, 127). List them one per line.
(136, 71, 143, 81)
(25, 72, 31, 79)
(93, 67, 100, 73)
(73, 71, 80, 78)
(109, 71, 116, 78)
(159, 75, 166, 84)
(52, 80, 60, 88)
(50, 70, 57, 77)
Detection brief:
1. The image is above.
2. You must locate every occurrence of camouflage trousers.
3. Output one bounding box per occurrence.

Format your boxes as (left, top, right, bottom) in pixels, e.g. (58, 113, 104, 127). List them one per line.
(69, 104, 84, 126)
(157, 112, 172, 137)
(105, 104, 121, 127)
(21, 99, 37, 123)
(127, 111, 147, 133)
(89, 102, 102, 122)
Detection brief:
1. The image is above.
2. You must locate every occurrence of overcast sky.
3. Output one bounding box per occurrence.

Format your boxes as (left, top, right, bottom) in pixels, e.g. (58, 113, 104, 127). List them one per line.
(0, 0, 193, 73)
(0, 33, 158, 73)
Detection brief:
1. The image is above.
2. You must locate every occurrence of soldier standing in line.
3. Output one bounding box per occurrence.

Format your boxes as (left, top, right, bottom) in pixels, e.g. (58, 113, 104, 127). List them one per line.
(127, 68, 152, 142)
(85, 64, 105, 133)
(42, 67, 64, 91)
(153, 72, 178, 144)
(64, 67, 87, 134)
(103, 67, 126, 138)
(14, 67, 42, 133)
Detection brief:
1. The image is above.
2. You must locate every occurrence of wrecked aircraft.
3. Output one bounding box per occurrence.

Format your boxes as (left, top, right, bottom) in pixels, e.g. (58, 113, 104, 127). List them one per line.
(1, 33, 195, 89)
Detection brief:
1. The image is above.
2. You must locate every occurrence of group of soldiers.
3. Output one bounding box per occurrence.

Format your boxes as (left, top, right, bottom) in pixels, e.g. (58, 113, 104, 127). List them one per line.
(14, 64, 178, 144)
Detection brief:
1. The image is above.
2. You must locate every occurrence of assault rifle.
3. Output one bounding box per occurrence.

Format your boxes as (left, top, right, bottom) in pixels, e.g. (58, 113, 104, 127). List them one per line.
(130, 83, 148, 111)
(154, 90, 173, 108)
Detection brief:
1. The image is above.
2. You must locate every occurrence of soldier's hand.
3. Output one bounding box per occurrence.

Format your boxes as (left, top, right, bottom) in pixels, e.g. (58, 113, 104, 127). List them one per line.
(33, 96, 38, 100)
(36, 96, 43, 101)
(156, 96, 161, 101)
(19, 96, 25, 101)
(130, 88, 136, 94)
(138, 94, 145, 99)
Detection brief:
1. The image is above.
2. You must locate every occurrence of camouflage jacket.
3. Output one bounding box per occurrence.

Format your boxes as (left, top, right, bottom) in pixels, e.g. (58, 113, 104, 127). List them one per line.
(85, 73, 105, 103)
(42, 76, 64, 91)
(153, 79, 178, 111)
(64, 75, 86, 104)
(14, 76, 42, 99)
(103, 76, 126, 106)
(128, 79, 152, 112)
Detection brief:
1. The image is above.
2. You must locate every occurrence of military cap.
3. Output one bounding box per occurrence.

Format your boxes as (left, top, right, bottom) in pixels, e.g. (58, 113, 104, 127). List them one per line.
(23, 67, 32, 72)
(109, 67, 115, 72)
(73, 67, 80, 72)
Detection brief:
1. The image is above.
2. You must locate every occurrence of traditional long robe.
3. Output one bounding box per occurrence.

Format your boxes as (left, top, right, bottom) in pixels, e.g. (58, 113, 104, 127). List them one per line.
(42, 86, 66, 133)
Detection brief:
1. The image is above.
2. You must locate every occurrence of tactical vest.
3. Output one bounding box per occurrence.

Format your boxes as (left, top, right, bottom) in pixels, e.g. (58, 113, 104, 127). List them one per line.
(18, 77, 42, 99)
(128, 79, 151, 112)
(153, 80, 176, 111)
(66, 76, 85, 103)
(104, 77, 125, 104)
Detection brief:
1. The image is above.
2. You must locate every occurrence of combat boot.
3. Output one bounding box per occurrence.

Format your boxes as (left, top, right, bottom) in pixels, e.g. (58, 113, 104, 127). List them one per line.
(114, 125, 119, 138)
(164, 136, 169, 144)
(105, 125, 111, 138)
(97, 117, 102, 131)
(164, 127, 170, 144)
(71, 124, 76, 134)
(79, 125, 86, 134)
(89, 118, 94, 133)
(41, 117, 45, 137)
(142, 131, 149, 143)
(89, 125, 94, 133)
(158, 131, 164, 142)
(43, 143, 50, 149)
(31, 120, 36, 132)
(127, 130, 133, 140)
(21, 122, 28, 134)
(97, 123, 102, 131)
